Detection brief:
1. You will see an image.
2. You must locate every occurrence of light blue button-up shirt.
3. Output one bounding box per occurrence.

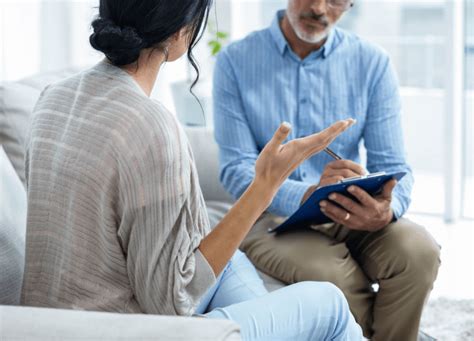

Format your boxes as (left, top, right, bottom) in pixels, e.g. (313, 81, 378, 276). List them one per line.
(213, 10, 413, 219)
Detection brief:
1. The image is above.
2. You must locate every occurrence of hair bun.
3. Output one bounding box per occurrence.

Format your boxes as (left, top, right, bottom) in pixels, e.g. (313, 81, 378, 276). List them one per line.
(90, 18, 145, 66)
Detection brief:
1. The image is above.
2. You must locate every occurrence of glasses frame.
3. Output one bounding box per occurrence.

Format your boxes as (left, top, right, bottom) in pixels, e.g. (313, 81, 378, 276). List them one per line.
(327, 1, 354, 12)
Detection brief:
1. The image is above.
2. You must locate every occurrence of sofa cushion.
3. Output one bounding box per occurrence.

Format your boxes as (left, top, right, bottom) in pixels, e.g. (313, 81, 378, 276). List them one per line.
(0, 146, 27, 305)
(0, 68, 81, 186)
(0, 305, 240, 340)
(0, 82, 40, 186)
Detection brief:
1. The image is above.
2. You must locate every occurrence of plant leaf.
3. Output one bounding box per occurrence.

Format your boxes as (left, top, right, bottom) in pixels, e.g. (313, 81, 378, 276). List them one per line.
(211, 43, 222, 56)
(216, 31, 228, 39)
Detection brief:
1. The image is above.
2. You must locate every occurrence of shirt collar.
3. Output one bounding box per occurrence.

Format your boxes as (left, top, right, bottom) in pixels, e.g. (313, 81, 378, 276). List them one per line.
(269, 9, 338, 60)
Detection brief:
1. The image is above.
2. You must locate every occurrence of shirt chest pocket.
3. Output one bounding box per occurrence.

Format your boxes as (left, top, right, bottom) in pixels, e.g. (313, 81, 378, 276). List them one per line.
(325, 91, 364, 121)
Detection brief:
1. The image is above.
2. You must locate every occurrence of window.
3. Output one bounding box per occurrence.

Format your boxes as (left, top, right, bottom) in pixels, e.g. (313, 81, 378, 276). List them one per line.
(463, 0, 474, 218)
(0, 1, 42, 81)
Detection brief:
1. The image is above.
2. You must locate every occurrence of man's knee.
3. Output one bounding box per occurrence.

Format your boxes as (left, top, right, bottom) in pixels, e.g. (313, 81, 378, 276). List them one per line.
(389, 219, 441, 286)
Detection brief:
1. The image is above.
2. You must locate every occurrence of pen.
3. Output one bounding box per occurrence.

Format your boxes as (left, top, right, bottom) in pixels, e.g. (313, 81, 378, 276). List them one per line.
(324, 147, 342, 160)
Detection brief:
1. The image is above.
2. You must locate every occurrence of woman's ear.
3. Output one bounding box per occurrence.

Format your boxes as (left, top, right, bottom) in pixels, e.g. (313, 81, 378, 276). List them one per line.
(170, 27, 187, 42)
(166, 27, 190, 61)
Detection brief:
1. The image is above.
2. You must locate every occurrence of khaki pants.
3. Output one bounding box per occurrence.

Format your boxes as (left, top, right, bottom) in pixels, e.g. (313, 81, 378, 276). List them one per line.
(240, 213, 441, 341)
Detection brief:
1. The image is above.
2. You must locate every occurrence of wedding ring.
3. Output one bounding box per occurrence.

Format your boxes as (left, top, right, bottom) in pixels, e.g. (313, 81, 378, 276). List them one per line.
(344, 213, 351, 220)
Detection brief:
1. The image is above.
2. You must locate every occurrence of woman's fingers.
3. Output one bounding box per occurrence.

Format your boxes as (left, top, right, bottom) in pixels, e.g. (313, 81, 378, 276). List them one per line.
(266, 121, 292, 152)
(319, 118, 355, 144)
(300, 118, 355, 154)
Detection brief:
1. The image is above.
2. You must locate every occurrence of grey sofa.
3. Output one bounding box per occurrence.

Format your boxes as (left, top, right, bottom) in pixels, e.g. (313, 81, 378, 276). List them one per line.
(0, 68, 284, 340)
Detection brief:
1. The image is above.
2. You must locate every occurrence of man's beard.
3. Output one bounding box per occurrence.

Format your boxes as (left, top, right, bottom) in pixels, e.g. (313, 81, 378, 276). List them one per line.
(287, 9, 331, 44)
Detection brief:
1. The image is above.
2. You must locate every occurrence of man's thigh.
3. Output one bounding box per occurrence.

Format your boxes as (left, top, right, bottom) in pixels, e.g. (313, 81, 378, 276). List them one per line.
(241, 213, 361, 283)
(346, 218, 441, 284)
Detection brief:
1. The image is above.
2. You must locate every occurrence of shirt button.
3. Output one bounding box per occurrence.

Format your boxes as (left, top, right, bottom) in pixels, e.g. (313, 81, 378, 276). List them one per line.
(300, 98, 308, 104)
(302, 172, 307, 178)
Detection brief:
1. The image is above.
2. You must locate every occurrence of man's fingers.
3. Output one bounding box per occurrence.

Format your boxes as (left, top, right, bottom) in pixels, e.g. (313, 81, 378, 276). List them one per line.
(381, 179, 397, 200)
(326, 160, 366, 175)
(324, 168, 363, 179)
(347, 185, 377, 207)
(320, 200, 349, 220)
(327, 192, 365, 216)
(319, 201, 364, 229)
(266, 122, 292, 151)
(318, 175, 345, 187)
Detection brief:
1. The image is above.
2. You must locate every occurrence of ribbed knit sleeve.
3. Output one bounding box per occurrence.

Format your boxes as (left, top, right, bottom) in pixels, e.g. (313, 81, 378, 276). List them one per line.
(114, 103, 216, 315)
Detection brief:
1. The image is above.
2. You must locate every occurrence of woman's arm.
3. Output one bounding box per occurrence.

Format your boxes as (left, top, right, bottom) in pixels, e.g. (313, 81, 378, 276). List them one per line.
(199, 119, 355, 275)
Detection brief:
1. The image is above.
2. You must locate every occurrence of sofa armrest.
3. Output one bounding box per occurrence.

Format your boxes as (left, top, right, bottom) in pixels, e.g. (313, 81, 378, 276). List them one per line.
(0, 305, 240, 340)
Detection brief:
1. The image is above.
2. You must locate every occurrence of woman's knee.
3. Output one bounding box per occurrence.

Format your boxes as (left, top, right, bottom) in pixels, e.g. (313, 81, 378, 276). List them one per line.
(287, 282, 362, 339)
(289, 281, 349, 313)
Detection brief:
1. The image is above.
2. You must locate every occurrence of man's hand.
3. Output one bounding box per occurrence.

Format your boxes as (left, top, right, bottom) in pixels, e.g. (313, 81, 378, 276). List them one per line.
(319, 179, 397, 232)
(300, 160, 365, 205)
(318, 160, 366, 187)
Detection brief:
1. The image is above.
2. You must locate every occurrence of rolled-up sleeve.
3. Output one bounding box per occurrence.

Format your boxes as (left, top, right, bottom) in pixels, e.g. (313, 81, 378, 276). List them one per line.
(364, 54, 414, 218)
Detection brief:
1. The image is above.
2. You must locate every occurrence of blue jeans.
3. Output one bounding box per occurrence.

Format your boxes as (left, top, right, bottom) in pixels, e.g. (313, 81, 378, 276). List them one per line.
(196, 250, 362, 341)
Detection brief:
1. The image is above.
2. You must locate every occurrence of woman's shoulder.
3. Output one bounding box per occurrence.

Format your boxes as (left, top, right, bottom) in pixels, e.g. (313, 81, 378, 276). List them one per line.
(114, 97, 188, 164)
(34, 63, 187, 166)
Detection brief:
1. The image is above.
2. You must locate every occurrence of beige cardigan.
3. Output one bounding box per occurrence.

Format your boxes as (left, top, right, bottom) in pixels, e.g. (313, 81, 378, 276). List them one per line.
(21, 61, 216, 315)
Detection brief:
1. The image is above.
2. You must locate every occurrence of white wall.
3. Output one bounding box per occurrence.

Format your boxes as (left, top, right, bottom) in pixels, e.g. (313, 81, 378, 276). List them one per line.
(0, 1, 42, 81)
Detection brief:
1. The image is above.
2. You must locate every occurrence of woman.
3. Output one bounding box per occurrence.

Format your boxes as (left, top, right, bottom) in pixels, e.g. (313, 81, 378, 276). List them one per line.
(21, 0, 362, 339)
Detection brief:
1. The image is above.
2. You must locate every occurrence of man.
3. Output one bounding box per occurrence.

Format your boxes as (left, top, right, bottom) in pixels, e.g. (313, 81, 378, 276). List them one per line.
(213, 0, 440, 340)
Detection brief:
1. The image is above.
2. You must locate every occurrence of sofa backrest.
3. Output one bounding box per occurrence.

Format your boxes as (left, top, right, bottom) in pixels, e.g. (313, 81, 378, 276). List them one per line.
(0, 68, 83, 187)
(184, 126, 234, 203)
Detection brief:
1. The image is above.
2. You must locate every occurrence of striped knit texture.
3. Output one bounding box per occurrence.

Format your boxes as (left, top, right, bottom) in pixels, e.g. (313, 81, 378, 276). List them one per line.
(21, 61, 215, 315)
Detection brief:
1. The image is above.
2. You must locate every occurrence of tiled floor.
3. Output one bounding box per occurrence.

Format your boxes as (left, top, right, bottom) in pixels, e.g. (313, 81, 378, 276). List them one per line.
(405, 213, 474, 300)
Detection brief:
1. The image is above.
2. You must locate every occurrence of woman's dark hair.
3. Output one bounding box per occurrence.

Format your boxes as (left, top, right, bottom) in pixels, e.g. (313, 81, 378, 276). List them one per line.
(90, 0, 212, 89)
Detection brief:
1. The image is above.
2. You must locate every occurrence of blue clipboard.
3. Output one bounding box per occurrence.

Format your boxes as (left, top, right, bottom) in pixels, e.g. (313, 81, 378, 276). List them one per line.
(268, 171, 406, 234)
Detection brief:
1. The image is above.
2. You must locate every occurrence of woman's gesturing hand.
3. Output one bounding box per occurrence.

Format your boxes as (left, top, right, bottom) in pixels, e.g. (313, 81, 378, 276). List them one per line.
(199, 118, 355, 276)
(254, 119, 356, 196)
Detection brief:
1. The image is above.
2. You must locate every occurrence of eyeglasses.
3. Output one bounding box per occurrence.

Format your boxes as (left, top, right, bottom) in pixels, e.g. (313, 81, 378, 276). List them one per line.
(327, 0, 354, 12)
